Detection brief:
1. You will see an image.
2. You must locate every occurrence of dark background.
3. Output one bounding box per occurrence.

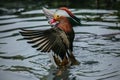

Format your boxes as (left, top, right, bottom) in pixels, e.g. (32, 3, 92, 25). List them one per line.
(0, 0, 120, 9)
(0, 0, 120, 15)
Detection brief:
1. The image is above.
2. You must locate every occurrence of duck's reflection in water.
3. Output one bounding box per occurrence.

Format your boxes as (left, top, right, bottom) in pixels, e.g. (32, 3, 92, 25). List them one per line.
(45, 67, 70, 80)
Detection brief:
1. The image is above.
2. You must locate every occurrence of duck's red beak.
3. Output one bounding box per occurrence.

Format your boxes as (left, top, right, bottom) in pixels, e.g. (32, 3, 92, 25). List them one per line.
(49, 18, 56, 24)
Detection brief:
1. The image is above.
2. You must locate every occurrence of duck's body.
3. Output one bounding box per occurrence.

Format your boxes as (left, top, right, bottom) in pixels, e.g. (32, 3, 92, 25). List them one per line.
(20, 7, 81, 68)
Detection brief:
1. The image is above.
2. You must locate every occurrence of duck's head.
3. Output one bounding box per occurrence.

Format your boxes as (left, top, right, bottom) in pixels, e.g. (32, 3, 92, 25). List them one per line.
(51, 7, 81, 26)
(43, 7, 81, 26)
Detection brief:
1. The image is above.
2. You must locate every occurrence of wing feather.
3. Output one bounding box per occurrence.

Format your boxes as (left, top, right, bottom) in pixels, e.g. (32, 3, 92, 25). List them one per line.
(20, 27, 70, 60)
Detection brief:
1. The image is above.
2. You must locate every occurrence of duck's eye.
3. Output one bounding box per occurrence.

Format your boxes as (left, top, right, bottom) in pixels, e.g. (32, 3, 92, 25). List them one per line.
(57, 15, 60, 18)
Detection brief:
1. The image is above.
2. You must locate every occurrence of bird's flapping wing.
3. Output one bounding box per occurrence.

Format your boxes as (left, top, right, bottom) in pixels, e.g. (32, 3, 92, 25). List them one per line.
(20, 28, 70, 60)
(42, 7, 54, 23)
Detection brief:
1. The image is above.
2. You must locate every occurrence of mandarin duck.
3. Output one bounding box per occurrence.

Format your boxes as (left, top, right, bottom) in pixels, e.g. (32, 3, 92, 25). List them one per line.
(20, 7, 81, 68)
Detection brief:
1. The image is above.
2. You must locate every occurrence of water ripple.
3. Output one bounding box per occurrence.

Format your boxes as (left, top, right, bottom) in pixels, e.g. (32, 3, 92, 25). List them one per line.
(0, 8, 120, 80)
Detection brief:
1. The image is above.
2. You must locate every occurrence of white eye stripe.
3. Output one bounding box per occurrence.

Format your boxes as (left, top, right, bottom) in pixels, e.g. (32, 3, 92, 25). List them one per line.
(55, 10, 70, 17)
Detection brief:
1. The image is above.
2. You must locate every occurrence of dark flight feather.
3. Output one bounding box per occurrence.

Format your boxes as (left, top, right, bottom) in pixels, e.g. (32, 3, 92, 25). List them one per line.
(20, 27, 70, 60)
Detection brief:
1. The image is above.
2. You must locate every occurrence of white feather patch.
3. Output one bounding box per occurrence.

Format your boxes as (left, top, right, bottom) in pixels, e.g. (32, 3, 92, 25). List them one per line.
(55, 10, 70, 17)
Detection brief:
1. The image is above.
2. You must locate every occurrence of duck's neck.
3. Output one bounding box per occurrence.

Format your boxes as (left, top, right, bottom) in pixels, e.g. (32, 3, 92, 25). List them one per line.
(57, 17, 73, 33)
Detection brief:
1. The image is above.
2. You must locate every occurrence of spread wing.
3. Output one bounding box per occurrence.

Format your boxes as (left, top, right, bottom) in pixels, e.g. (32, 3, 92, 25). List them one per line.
(42, 7, 54, 24)
(20, 27, 70, 60)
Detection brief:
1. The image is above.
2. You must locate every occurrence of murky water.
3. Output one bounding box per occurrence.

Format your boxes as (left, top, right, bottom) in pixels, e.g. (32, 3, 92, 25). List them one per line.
(0, 8, 120, 80)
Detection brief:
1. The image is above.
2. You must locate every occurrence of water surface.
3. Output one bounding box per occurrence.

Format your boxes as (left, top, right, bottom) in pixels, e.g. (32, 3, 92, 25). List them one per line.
(0, 8, 120, 80)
